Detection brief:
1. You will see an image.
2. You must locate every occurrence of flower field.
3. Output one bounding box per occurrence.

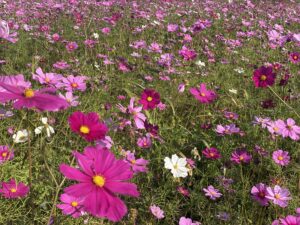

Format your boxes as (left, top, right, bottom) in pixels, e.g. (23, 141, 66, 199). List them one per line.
(0, 0, 300, 224)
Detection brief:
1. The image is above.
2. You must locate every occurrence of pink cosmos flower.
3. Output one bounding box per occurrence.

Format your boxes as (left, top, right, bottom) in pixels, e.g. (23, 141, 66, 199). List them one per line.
(32, 67, 62, 86)
(266, 185, 291, 208)
(178, 46, 197, 61)
(60, 75, 87, 92)
(68, 111, 108, 142)
(272, 150, 290, 166)
(59, 92, 79, 107)
(203, 185, 222, 200)
(179, 217, 201, 225)
(0, 179, 29, 199)
(53, 61, 70, 70)
(230, 149, 252, 164)
(0, 81, 69, 112)
(280, 215, 300, 225)
(253, 116, 271, 128)
(0, 74, 31, 93)
(150, 205, 164, 219)
(0, 20, 18, 43)
(251, 183, 269, 206)
(124, 151, 149, 174)
(101, 27, 111, 34)
(224, 111, 239, 120)
(57, 194, 85, 218)
(202, 147, 221, 159)
(66, 41, 78, 52)
(148, 42, 162, 53)
(128, 98, 146, 129)
(281, 118, 300, 141)
(252, 66, 276, 88)
(0, 145, 14, 164)
(215, 124, 240, 135)
(96, 136, 113, 149)
(139, 89, 160, 110)
(267, 119, 285, 136)
(289, 52, 300, 64)
(52, 33, 60, 42)
(177, 186, 190, 197)
(60, 146, 139, 222)
(167, 24, 178, 32)
(137, 136, 152, 148)
(190, 83, 217, 104)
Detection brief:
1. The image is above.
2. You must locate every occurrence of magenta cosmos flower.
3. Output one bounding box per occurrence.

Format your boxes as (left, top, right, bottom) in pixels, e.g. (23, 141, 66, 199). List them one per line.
(178, 46, 197, 61)
(60, 145, 139, 222)
(0, 81, 69, 112)
(150, 205, 165, 219)
(252, 66, 276, 88)
(0, 179, 29, 199)
(203, 185, 222, 200)
(68, 111, 108, 142)
(0, 145, 14, 164)
(190, 83, 217, 104)
(57, 193, 85, 218)
(230, 149, 252, 164)
(251, 183, 269, 206)
(179, 217, 201, 225)
(289, 52, 300, 64)
(272, 150, 290, 166)
(202, 147, 221, 159)
(266, 185, 291, 208)
(139, 89, 160, 110)
(66, 41, 78, 52)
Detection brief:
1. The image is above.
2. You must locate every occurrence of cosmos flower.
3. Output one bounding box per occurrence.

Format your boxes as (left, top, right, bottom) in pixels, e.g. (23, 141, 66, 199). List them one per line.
(179, 217, 201, 225)
(0, 179, 29, 199)
(32, 67, 62, 86)
(203, 185, 222, 200)
(281, 118, 300, 141)
(57, 193, 85, 218)
(252, 66, 276, 88)
(272, 150, 290, 166)
(267, 120, 285, 136)
(289, 52, 300, 64)
(215, 124, 240, 135)
(60, 75, 88, 92)
(53, 61, 70, 70)
(59, 92, 79, 107)
(230, 149, 252, 164)
(60, 145, 139, 222)
(127, 97, 146, 129)
(253, 116, 271, 128)
(124, 151, 149, 174)
(266, 185, 291, 208)
(0, 20, 18, 43)
(190, 83, 217, 104)
(224, 111, 239, 120)
(0, 82, 69, 112)
(164, 154, 189, 178)
(139, 89, 160, 110)
(137, 136, 152, 148)
(0, 145, 14, 164)
(68, 111, 108, 142)
(150, 205, 165, 219)
(251, 183, 269, 206)
(202, 147, 221, 159)
(178, 46, 197, 61)
(66, 41, 78, 52)
(34, 117, 55, 138)
(279, 215, 300, 225)
(12, 129, 29, 143)
(0, 74, 31, 93)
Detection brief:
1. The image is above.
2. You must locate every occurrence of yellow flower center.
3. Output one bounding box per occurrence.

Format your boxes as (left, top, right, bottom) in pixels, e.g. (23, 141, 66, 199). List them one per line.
(45, 77, 50, 83)
(71, 201, 78, 207)
(209, 153, 215, 157)
(10, 188, 17, 193)
(200, 92, 206, 97)
(274, 194, 281, 199)
(147, 96, 153, 102)
(71, 83, 78, 88)
(24, 89, 35, 98)
(93, 175, 105, 187)
(277, 156, 283, 161)
(131, 160, 136, 164)
(293, 55, 298, 60)
(79, 125, 90, 134)
(260, 75, 267, 81)
(2, 152, 8, 157)
(174, 163, 178, 169)
(239, 156, 244, 161)
(274, 127, 279, 132)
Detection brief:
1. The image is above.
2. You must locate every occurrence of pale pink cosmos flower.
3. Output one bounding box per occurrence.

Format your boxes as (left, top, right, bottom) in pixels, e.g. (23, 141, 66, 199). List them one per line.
(59, 92, 79, 107)
(32, 67, 62, 86)
(281, 118, 300, 141)
(0, 75, 31, 93)
(150, 205, 164, 219)
(266, 185, 291, 208)
(0, 20, 18, 43)
(137, 136, 152, 148)
(60, 75, 88, 92)
(272, 150, 290, 166)
(203, 185, 222, 200)
(123, 151, 149, 174)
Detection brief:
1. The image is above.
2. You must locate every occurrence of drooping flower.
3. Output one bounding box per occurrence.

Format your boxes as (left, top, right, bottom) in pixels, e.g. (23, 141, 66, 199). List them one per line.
(139, 89, 160, 110)
(179, 217, 201, 225)
(12, 129, 29, 143)
(266, 185, 291, 208)
(190, 83, 217, 104)
(202, 147, 221, 159)
(0, 82, 69, 112)
(0, 179, 29, 198)
(34, 117, 55, 138)
(272, 150, 290, 166)
(57, 193, 85, 218)
(68, 111, 108, 142)
(164, 154, 189, 178)
(203, 185, 222, 200)
(150, 205, 164, 219)
(60, 145, 139, 222)
(251, 183, 269, 206)
(230, 149, 252, 164)
(0, 145, 14, 164)
(252, 66, 276, 88)
(289, 52, 300, 64)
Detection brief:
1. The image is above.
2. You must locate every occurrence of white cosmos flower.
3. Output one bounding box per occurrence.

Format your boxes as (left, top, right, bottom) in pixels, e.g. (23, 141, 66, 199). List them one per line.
(35, 117, 54, 137)
(164, 154, 188, 178)
(13, 129, 29, 143)
(93, 33, 99, 39)
(195, 60, 205, 67)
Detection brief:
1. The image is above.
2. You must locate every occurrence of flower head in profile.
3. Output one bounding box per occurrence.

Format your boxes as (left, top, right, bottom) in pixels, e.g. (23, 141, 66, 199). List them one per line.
(139, 89, 160, 110)
(266, 185, 291, 208)
(203, 185, 222, 200)
(190, 83, 217, 104)
(164, 154, 188, 178)
(57, 193, 85, 218)
(0, 179, 29, 199)
(35, 117, 55, 138)
(216, 124, 240, 135)
(0, 145, 14, 164)
(150, 205, 164, 219)
(60, 145, 139, 222)
(272, 150, 290, 166)
(68, 111, 108, 142)
(251, 183, 269, 206)
(252, 66, 276, 88)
